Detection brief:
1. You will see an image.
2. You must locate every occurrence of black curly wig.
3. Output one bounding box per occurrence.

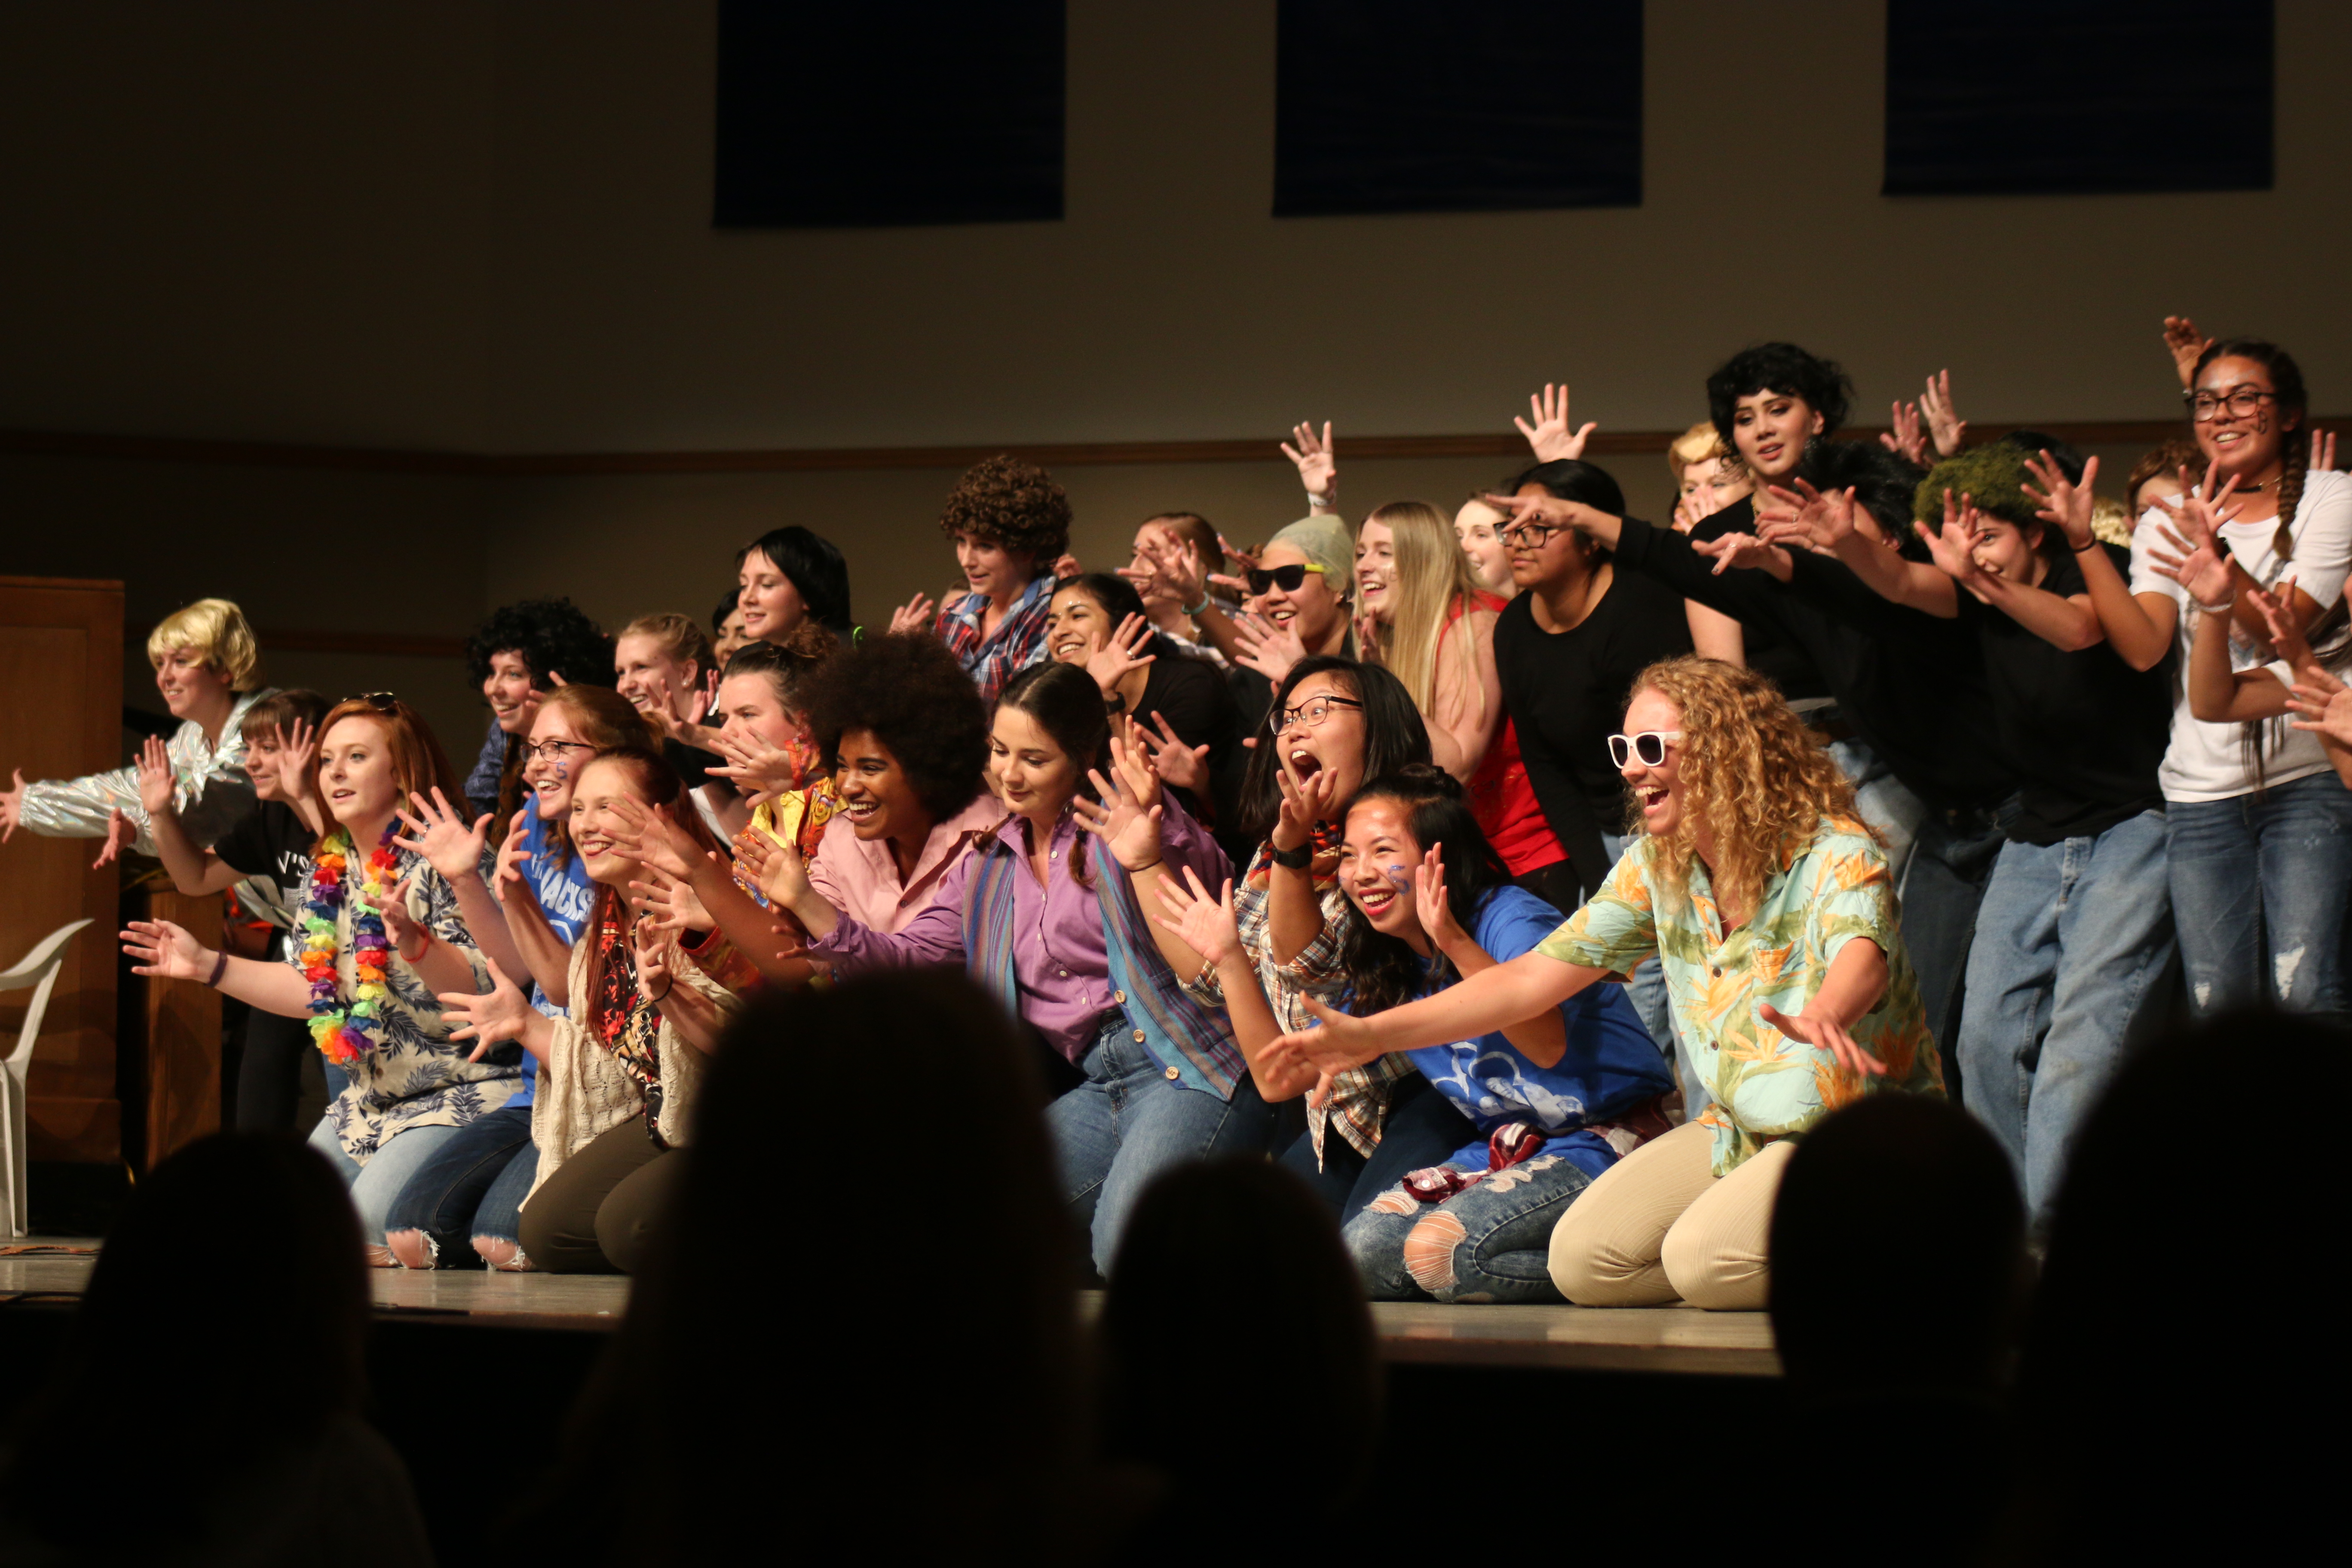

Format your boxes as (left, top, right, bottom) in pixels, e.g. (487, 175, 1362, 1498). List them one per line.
(939, 455, 1072, 564)
(464, 598, 616, 690)
(797, 632, 991, 823)
(1804, 439, 1934, 563)
(1706, 343, 1854, 453)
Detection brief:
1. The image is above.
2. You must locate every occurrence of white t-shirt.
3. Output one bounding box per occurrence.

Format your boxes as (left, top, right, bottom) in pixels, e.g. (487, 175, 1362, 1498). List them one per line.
(2129, 467, 2352, 802)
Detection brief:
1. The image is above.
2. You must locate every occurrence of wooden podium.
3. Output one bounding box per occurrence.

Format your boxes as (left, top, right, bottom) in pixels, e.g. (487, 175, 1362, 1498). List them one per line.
(0, 576, 124, 1166)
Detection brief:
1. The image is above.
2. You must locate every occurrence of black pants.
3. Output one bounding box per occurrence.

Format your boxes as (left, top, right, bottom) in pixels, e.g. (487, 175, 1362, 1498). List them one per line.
(235, 1005, 318, 1134)
(517, 1116, 682, 1274)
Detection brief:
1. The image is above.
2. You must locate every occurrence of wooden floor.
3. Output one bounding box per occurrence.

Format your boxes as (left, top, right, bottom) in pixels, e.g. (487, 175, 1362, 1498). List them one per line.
(1, 1240, 1779, 1376)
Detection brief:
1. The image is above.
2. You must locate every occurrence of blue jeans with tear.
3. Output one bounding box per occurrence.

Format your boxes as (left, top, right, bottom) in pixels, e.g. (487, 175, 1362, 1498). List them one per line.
(307, 1116, 469, 1245)
(1048, 1016, 1284, 1279)
(1344, 1142, 1600, 1304)
(1957, 810, 2174, 1222)
(381, 1104, 538, 1266)
(2166, 769, 2352, 1017)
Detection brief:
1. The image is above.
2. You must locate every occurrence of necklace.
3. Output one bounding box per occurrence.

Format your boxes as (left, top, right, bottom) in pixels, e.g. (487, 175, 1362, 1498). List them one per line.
(300, 823, 401, 1063)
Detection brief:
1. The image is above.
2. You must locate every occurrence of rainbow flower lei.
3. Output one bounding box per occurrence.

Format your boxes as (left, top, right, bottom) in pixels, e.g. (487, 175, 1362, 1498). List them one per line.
(300, 824, 401, 1065)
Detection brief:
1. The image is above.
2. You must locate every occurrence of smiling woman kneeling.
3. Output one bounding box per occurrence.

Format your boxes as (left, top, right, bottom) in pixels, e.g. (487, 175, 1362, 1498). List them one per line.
(1262, 657, 1944, 1309)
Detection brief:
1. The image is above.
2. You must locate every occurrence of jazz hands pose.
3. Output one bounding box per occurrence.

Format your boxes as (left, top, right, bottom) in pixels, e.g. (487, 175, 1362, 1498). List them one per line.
(1262, 658, 1941, 1308)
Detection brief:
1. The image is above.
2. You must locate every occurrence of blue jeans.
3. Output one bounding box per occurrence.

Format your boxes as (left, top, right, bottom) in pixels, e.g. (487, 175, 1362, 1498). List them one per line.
(2166, 769, 2352, 1016)
(1276, 1073, 1476, 1223)
(380, 1104, 538, 1266)
(1828, 736, 1931, 878)
(1047, 1018, 1285, 1278)
(1957, 810, 2174, 1221)
(1599, 830, 1703, 1115)
(306, 1116, 469, 1245)
(1344, 1145, 1598, 1304)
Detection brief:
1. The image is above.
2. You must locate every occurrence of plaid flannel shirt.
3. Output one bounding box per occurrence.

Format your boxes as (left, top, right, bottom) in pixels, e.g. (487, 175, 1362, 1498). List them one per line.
(1179, 839, 1415, 1161)
(936, 574, 1054, 703)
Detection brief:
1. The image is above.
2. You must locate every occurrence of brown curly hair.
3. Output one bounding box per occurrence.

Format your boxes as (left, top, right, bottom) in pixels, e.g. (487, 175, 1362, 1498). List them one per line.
(1628, 656, 1868, 919)
(939, 455, 1072, 564)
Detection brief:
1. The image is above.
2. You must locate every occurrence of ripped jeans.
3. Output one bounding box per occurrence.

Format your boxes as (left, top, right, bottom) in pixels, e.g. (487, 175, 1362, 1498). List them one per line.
(2166, 770, 2352, 1017)
(381, 1104, 537, 1268)
(1343, 1138, 1604, 1304)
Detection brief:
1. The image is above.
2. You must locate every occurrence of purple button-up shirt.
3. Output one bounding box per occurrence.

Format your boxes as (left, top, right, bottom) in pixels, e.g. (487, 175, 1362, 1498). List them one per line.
(810, 795, 1230, 1063)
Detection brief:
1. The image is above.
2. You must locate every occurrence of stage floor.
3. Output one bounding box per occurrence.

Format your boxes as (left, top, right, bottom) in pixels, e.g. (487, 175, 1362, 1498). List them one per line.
(2, 1239, 1779, 1376)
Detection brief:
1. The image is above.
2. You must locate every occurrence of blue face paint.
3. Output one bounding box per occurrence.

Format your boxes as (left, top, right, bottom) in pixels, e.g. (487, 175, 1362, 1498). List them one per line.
(1384, 865, 1411, 888)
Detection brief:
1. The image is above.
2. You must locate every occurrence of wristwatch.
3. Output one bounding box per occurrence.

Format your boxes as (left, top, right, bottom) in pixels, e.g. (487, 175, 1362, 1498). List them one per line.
(1268, 841, 1314, 870)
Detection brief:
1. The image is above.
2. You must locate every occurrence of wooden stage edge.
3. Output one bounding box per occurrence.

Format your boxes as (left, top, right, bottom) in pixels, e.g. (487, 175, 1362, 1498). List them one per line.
(0, 1242, 1779, 1376)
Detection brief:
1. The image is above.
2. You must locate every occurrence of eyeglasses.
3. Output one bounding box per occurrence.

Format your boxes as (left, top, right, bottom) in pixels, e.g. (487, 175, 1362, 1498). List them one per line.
(522, 738, 596, 763)
(1270, 694, 1363, 732)
(2186, 386, 2277, 422)
(1500, 518, 1565, 549)
(1246, 563, 1329, 596)
(1606, 729, 1683, 769)
(343, 692, 399, 712)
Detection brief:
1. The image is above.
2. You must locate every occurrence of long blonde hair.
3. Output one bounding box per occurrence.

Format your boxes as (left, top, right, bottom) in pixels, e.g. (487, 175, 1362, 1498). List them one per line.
(1630, 657, 1867, 919)
(1361, 501, 1486, 723)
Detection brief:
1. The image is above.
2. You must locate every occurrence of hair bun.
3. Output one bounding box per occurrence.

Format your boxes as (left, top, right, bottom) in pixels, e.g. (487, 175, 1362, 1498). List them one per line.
(1387, 761, 1463, 798)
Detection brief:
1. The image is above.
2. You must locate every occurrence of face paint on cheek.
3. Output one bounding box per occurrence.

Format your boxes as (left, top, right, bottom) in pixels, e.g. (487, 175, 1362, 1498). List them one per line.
(1385, 866, 1411, 888)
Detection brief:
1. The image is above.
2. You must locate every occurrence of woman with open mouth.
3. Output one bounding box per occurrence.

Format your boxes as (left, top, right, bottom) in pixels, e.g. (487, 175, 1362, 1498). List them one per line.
(761, 661, 1270, 1278)
(1260, 657, 1943, 1310)
(1158, 763, 1672, 1302)
(438, 746, 756, 1274)
(378, 683, 657, 1273)
(1142, 656, 1485, 1219)
(121, 695, 524, 1266)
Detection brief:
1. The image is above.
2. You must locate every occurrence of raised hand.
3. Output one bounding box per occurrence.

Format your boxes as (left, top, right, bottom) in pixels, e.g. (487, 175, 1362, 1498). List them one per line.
(1074, 725, 1167, 873)
(1151, 868, 1242, 965)
(1084, 613, 1157, 698)
(2287, 667, 2352, 748)
(1514, 383, 1596, 462)
(438, 956, 532, 1063)
(2314, 427, 2338, 474)
(2245, 576, 2312, 670)
(1352, 606, 1383, 663)
(122, 918, 210, 981)
(135, 736, 175, 816)
(1218, 534, 1263, 576)
(1261, 992, 1379, 1077)
(1231, 611, 1310, 688)
(632, 915, 681, 1005)
(1919, 369, 1966, 456)
(888, 593, 939, 637)
(1756, 480, 1857, 554)
(1410, 843, 1467, 952)
(272, 717, 320, 802)
(393, 788, 492, 883)
(705, 726, 811, 807)
(1690, 531, 1789, 578)
(1758, 999, 1886, 1078)
(607, 797, 699, 881)
(1915, 490, 1991, 593)
(630, 865, 712, 935)
(1270, 750, 1340, 854)
(1281, 421, 1337, 502)
(2147, 471, 2242, 611)
(492, 810, 535, 904)
(2022, 450, 2098, 550)
(1138, 710, 1210, 796)
(1052, 554, 1083, 581)
(379, 875, 430, 963)
(92, 808, 136, 870)
(2162, 315, 2210, 389)
(1880, 401, 1929, 467)
(1672, 475, 1732, 535)
(0, 768, 26, 842)
(748, 827, 813, 911)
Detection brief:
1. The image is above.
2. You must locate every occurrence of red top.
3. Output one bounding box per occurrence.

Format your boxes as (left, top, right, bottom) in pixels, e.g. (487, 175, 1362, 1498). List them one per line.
(1455, 591, 1564, 876)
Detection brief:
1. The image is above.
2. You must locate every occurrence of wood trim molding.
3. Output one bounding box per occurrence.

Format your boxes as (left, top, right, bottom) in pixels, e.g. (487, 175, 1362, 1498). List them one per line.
(4, 419, 2280, 478)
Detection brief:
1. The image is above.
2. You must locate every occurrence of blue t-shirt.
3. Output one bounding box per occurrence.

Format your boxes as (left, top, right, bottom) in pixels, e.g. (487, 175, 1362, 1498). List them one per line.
(1403, 885, 1674, 1179)
(508, 800, 599, 1109)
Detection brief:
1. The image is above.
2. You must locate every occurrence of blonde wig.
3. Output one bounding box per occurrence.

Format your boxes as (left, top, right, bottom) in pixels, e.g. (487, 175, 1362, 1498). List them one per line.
(1360, 500, 1486, 723)
(1629, 656, 1868, 919)
(147, 598, 262, 690)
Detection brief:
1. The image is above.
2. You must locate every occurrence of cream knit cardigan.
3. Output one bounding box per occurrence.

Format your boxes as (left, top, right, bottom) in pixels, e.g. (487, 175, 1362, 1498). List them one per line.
(521, 934, 744, 1205)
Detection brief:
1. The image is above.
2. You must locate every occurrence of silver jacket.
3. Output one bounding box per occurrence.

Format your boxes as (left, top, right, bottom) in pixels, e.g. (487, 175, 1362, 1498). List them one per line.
(18, 688, 276, 855)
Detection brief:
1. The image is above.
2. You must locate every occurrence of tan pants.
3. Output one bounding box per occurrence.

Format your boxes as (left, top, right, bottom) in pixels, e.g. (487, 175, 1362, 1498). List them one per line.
(1547, 1120, 1793, 1309)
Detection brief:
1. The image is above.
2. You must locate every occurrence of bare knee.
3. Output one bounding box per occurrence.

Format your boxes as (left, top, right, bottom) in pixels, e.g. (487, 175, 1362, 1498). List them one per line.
(362, 1242, 398, 1270)
(474, 1236, 535, 1272)
(385, 1229, 435, 1271)
(1402, 1210, 1467, 1298)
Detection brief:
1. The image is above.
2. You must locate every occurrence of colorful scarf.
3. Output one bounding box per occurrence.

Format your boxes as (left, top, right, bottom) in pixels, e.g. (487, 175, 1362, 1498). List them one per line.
(299, 824, 400, 1065)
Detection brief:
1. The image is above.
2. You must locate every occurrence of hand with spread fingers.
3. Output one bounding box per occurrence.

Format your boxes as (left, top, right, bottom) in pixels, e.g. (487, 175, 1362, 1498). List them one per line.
(1151, 868, 1242, 967)
(2022, 450, 2099, 551)
(1758, 1000, 1887, 1080)
(1270, 750, 1339, 856)
(1514, 382, 1596, 463)
(1137, 710, 1211, 796)
(1084, 612, 1158, 699)
(2147, 473, 2243, 612)
(888, 593, 938, 637)
(1755, 479, 1858, 555)
(1880, 400, 1929, 467)
(393, 788, 492, 885)
(2287, 666, 2352, 750)
(1281, 420, 1337, 506)
(438, 956, 545, 1063)
(1690, 530, 1790, 579)
(121, 918, 211, 983)
(1919, 369, 1967, 457)
(2162, 314, 2210, 389)
(1231, 611, 1310, 688)
(1072, 723, 1167, 873)
(1916, 490, 1994, 597)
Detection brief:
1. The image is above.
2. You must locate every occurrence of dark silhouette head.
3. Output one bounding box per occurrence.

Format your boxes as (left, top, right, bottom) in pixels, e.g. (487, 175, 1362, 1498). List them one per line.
(1770, 1096, 2027, 1400)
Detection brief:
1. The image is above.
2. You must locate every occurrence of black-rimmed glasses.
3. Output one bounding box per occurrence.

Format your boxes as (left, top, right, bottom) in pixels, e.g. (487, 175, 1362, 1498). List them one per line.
(2187, 386, 2276, 422)
(521, 738, 596, 763)
(1269, 694, 1363, 732)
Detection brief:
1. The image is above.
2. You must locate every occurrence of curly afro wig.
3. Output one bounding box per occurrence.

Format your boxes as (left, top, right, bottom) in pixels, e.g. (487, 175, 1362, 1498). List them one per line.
(1806, 438, 1934, 563)
(938, 455, 1072, 564)
(465, 598, 616, 690)
(797, 632, 991, 822)
(1706, 343, 1854, 450)
(1914, 443, 2041, 530)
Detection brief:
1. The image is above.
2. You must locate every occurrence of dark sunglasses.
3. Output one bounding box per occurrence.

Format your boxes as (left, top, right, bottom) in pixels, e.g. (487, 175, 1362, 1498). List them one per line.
(343, 692, 399, 713)
(1245, 563, 1329, 596)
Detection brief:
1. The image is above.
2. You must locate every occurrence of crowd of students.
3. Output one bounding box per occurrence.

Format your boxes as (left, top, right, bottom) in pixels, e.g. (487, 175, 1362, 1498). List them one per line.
(2, 313, 2343, 1308)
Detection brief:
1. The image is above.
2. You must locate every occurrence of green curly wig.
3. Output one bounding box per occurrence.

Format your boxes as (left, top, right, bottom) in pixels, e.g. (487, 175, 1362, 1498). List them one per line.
(1913, 444, 2039, 530)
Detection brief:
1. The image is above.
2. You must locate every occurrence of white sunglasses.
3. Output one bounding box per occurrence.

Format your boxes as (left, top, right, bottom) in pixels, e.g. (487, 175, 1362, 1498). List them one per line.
(1606, 729, 1683, 769)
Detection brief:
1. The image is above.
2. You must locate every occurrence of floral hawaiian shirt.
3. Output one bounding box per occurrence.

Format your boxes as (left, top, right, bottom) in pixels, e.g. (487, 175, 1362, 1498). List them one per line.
(1536, 815, 1943, 1175)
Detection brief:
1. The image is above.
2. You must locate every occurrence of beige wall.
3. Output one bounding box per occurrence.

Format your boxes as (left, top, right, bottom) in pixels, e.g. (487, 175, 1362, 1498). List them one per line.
(1, 0, 2346, 726)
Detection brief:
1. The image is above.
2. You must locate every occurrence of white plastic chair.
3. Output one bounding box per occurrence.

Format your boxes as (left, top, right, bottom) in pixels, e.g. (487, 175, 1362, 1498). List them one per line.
(2, 919, 94, 1238)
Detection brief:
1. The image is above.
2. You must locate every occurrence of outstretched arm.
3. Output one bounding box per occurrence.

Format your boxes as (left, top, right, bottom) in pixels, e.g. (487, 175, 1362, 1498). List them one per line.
(1257, 948, 1606, 1083)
